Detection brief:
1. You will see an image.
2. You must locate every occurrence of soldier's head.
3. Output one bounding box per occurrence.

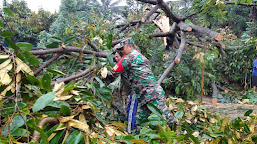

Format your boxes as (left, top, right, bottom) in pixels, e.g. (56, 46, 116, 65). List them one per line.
(117, 38, 135, 55)
(115, 50, 123, 62)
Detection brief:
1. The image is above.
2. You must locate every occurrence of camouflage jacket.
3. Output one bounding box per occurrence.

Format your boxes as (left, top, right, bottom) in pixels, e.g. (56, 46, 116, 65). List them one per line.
(112, 50, 165, 107)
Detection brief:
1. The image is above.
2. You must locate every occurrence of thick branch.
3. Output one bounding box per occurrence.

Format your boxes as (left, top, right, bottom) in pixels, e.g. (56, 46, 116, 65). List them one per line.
(177, 21, 192, 32)
(156, 0, 182, 23)
(116, 20, 141, 28)
(51, 66, 97, 86)
(112, 38, 127, 46)
(176, 35, 204, 48)
(174, 31, 186, 64)
(158, 31, 186, 84)
(216, 85, 229, 93)
(34, 53, 62, 75)
(31, 117, 59, 142)
(137, 0, 157, 5)
(87, 41, 102, 52)
(141, 5, 160, 22)
(30, 47, 107, 57)
(158, 61, 175, 84)
(149, 22, 179, 38)
(191, 25, 223, 41)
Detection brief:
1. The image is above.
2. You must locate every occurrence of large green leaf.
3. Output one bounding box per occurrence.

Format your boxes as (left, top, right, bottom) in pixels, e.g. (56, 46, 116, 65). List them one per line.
(26, 75, 40, 86)
(24, 51, 40, 66)
(50, 130, 65, 144)
(1, 115, 26, 136)
(42, 74, 52, 92)
(64, 130, 83, 144)
(0, 31, 13, 38)
(17, 42, 34, 51)
(5, 38, 19, 50)
(11, 128, 28, 137)
(107, 53, 115, 67)
(32, 92, 56, 112)
(3, 8, 14, 17)
(244, 109, 253, 116)
(60, 105, 71, 116)
(147, 103, 163, 118)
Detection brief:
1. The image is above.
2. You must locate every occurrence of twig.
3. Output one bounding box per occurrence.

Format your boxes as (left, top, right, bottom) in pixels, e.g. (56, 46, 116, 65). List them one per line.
(51, 66, 97, 86)
(34, 53, 63, 75)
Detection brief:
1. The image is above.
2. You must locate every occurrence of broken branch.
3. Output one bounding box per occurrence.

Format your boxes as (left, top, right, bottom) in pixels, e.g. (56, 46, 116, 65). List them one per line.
(34, 53, 63, 75)
(30, 47, 107, 58)
(141, 5, 160, 22)
(51, 66, 97, 86)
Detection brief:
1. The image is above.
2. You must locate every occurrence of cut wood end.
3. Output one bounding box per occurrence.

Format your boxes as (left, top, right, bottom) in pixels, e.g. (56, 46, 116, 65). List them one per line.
(222, 53, 227, 56)
(214, 34, 223, 41)
(141, 18, 146, 23)
(175, 59, 180, 64)
(221, 44, 226, 49)
(212, 98, 218, 104)
(187, 27, 192, 32)
(224, 89, 229, 93)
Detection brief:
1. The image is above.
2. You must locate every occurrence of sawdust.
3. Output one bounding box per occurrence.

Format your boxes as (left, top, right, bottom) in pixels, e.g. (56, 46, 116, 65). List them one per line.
(202, 96, 257, 120)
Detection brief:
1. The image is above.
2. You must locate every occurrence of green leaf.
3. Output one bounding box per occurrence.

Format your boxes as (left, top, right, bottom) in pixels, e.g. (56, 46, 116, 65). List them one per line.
(0, 21, 4, 29)
(175, 86, 180, 94)
(24, 51, 40, 66)
(203, 133, 215, 140)
(186, 133, 200, 144)
(106, 34, 113, 50)
(244, 123, 250, 133)
(51, 36, 63, 43)
(107, 53, 115, 67)
(64, 81, 77, 92)
(244, 109, 253, 116)
(64, 37, 76, 45)
(95, 77, 105, 88)
(174, 111, 184, 118)
(1, 115, 26, 136)
(46, 68, 66, 76)
(11, 128, 28, 136)
(50, 130, 65, 144)
(46, 42, 59, 48)
(42, 74, 52, 92)
(147, 103, 163, 118)
(5, 38, 19, 50)
(3, 8, 14, 17)
(17, 42, 34, 51)
(26, 75, 40, 85)
(60, 105, 71, 116)
(48, 101, 70, 108)
(0, 31, 13, 38)
(64, 130, 83, 144)
(32, 92, 56, 112)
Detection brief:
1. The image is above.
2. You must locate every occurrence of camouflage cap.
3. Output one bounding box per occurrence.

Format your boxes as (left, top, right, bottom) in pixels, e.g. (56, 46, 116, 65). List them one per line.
(116, 38, 134, 50)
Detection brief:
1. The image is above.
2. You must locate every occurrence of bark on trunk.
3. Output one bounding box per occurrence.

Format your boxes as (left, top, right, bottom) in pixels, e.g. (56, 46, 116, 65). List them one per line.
(30, 47, 107, 57)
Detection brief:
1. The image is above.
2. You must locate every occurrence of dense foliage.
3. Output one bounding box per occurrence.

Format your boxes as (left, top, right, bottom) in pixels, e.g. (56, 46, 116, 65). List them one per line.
(0, 0, 257, 143)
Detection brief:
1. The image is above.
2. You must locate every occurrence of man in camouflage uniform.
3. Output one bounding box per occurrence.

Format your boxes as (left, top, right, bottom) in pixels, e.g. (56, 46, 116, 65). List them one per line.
(109, 38, 176, 126)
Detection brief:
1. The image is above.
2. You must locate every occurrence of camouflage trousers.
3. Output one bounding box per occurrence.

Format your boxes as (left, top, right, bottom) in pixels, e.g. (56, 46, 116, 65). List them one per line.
(136, 95, 175, 126)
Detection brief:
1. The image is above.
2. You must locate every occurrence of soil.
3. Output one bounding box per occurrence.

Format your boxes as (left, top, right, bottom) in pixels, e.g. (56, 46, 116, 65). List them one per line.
(202, 95, 257, 120)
